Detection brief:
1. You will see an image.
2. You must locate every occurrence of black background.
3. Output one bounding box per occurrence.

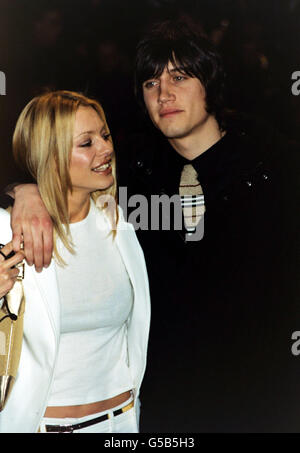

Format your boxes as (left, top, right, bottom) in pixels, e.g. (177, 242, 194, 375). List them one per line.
(0, 0, 299, 188)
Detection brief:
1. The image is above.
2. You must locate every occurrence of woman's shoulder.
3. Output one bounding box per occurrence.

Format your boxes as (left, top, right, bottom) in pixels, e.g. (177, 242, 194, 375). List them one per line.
(0, 208, 12, 243)
(0, 207, 11, 222)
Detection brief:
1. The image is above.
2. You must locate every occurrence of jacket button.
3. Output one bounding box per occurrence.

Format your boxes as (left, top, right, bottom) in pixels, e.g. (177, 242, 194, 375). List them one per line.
(136, 160, 144, 168)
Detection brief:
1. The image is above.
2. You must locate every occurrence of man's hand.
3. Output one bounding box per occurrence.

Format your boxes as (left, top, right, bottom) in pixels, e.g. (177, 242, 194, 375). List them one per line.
(10, 184, 53, 272)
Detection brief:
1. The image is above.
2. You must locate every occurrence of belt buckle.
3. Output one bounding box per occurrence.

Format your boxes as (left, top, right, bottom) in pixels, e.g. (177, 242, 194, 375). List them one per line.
(61, 424, 74, 433)
(45, 424, 74, 433)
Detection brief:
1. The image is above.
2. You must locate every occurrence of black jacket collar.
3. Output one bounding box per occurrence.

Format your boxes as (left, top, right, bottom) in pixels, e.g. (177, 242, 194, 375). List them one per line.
(128, 117, 277, 204)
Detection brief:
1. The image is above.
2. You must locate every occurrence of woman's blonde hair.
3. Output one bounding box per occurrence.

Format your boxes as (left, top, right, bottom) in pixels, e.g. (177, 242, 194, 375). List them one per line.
(12, 90, 118, 264)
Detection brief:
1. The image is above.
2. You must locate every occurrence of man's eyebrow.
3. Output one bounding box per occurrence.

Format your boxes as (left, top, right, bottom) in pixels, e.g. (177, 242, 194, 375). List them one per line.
(143, 67, 187, 82)
(168, 66, 188, 74)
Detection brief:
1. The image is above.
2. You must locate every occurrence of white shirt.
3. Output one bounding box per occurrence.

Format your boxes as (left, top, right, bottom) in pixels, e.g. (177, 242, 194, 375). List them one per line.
(48, 201, 134, 406)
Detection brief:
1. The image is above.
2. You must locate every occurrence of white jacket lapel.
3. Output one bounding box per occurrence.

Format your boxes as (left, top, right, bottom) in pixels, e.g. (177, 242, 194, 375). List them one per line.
(27, 261, 60, 340)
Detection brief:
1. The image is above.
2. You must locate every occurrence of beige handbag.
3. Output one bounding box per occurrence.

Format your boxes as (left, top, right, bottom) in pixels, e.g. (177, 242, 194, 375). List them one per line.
(0, 251, 25, 412)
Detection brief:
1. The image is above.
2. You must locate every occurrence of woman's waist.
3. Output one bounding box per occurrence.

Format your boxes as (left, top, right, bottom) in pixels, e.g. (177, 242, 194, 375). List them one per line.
(44, 390, 132, 418)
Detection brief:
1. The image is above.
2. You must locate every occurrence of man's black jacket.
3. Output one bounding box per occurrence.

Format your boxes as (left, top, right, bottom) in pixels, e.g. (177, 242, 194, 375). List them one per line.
(117, 116, 300, 433)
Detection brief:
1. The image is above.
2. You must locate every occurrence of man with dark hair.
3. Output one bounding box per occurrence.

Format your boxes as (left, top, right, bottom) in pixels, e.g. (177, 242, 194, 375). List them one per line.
(134, 20, 227, 130)
(3, 20, 300, 432)
(118, 20, 299, 432)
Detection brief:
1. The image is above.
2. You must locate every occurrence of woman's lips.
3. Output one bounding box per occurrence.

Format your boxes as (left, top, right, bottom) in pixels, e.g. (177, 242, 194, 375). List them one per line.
(98, 166, 112, 176)
(92, 160, 112, 174)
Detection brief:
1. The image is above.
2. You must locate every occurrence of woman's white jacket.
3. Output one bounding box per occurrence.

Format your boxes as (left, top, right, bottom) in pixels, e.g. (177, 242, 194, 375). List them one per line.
(0, 206, 150, 433)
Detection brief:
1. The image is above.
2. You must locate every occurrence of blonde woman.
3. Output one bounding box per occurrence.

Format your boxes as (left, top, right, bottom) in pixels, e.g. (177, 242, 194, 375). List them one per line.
(0, 91, 150, 433)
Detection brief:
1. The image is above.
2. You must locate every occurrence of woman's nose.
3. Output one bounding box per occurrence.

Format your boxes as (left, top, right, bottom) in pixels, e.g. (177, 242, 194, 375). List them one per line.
(94, 136, 113, 155)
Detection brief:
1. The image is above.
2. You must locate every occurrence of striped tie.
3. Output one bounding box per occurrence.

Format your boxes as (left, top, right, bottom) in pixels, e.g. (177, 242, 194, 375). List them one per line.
(179, 164, 205, 238)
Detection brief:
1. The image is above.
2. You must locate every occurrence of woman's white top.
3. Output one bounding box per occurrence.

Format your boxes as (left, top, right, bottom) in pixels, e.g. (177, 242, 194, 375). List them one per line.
(0, 205, 150, 433)
(48, 201, 134, 406)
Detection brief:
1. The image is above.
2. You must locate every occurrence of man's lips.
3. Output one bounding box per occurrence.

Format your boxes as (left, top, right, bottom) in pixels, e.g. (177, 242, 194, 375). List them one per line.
(159, 109, 184, 118)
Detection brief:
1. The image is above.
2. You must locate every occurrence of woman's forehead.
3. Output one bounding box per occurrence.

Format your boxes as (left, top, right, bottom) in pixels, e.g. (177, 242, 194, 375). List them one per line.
(74, 106, 104, 137)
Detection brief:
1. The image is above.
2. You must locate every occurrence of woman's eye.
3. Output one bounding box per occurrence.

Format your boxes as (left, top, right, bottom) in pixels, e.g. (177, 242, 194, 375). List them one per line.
(102, 133, 111, 141)
(80, 140, 92, 148)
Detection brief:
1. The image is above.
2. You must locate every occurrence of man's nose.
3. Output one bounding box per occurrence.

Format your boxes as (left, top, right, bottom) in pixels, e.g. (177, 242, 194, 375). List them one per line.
(158, 81, 175, 104)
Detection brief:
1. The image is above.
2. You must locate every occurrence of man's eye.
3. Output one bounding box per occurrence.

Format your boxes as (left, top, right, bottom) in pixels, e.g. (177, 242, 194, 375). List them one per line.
(144, 81, 158, 89)
(174, 75, 186, 82)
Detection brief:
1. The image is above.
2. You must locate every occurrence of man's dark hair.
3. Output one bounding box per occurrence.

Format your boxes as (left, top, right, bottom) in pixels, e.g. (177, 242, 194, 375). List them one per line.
(134, 19, 227, 130)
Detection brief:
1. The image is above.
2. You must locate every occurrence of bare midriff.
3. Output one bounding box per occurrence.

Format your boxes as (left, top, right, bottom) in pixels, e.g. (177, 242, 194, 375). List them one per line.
(44, 390, 132, 418)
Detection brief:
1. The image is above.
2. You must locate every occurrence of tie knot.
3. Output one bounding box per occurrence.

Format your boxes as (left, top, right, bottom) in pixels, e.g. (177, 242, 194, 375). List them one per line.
(179, 163, 205, 237)
(179, 164, 201, 197)
(180, 164, 198, 186)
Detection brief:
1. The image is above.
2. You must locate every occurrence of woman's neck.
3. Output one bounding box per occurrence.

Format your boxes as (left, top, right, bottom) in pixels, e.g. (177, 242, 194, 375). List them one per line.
(68, 193, 91, 223)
